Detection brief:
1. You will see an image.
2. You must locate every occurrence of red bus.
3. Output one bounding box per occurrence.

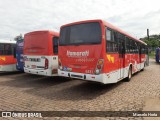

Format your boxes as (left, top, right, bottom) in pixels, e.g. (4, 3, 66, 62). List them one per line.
(0, 40, 17, 72)
(24, 30, 59, 76)
(58, 19, 148, 84)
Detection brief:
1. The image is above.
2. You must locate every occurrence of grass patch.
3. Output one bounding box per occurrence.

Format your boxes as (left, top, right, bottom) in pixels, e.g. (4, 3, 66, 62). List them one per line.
(149, 51, 155, 59)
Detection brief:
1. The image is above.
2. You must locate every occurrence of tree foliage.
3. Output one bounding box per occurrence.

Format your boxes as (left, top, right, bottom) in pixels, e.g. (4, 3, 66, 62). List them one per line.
(140, 34, 160, 48)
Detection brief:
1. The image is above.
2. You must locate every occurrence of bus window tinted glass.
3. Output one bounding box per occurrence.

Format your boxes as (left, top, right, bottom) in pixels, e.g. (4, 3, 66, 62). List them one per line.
(53, 37, 59, 54)
(59, 22, 101, 45)
(106, 29, 112, 41)
(0, 44, 13, 55)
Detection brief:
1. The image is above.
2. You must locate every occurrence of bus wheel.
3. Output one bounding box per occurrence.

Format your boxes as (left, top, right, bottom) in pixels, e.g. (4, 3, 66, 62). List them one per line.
(125, 66, 132, 82)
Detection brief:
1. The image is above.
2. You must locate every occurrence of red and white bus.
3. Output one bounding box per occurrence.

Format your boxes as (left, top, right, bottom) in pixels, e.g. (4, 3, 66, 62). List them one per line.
(24, 30, 59, 76)
(58, 19, 148, 84)
(0, 40, 17, 72)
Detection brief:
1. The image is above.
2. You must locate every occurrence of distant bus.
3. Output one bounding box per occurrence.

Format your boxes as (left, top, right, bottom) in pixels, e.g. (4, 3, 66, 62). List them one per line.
(58, 19, 148, 84)
(24, 30, 59, 76)
(0, 40, 17, 72)
(155, 47, 160, 63)
(15, 39, 24, 71)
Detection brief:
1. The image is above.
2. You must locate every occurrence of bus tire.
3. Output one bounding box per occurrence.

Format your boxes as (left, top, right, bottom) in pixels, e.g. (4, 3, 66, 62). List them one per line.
(125, 66, 132, 82)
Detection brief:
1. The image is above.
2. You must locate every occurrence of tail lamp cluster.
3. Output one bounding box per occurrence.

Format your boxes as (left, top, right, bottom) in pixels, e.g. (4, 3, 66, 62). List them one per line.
(95, 59, 104, 75)
(44, 58, 49, 69)
(59, 58, 63, 70)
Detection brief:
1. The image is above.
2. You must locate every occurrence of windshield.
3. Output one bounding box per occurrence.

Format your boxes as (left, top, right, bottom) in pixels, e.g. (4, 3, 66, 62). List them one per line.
(59, 22, 102, 46)
(24, 32, 49, 55)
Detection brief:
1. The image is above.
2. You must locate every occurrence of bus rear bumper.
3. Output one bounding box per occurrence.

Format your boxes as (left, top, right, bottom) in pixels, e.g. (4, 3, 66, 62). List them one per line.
(58, 69, 117, 84)
(0, 64, 17, 72)
(24, 67, 58, 76)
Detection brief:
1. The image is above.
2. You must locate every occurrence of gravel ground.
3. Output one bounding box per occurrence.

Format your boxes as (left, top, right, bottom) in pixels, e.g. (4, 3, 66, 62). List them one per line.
(0, 58, 159, 120)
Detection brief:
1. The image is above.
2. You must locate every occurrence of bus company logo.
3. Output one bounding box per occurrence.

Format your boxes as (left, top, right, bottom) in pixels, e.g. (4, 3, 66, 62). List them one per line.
(76, 58, 95, 62)
(0, 57, 6, 61)
(67, 50, 89, 57)
(107, 55, 114, 63)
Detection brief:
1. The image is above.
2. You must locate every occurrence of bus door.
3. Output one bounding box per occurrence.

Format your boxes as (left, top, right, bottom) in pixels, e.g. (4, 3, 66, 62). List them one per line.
(135, 42, 140, 70)
(118, 35, 125, 79)
(145, 46, 149, 66)
(139, 44, 142, 64)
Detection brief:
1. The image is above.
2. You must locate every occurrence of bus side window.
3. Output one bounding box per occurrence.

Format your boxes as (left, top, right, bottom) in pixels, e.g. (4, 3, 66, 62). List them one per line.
(0, 44, 4, 55)
(113, 31, 118, 52)
(130, 39, 134, 53)
(141, 45, 145, 54)
(135, 42, 139, 54)
(125, 37, 130, 53)
(133, 41, 138, 54)
(106, 29, 112, 41)
(117, 33, 125, 54)
(106, 28, 118, 53)
(53, 37, 59, 54)
(4, 44, 12, 55)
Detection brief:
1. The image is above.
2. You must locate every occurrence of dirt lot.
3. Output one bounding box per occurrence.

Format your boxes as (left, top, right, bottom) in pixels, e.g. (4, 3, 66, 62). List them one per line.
(0, 59, 160, 120)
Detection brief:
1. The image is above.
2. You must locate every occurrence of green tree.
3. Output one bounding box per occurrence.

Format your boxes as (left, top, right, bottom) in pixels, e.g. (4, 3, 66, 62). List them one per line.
(141, 33, 160, 49)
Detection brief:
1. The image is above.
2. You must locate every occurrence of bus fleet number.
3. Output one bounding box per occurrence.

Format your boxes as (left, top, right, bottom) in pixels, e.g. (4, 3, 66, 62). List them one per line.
(85, 70, 93, 74)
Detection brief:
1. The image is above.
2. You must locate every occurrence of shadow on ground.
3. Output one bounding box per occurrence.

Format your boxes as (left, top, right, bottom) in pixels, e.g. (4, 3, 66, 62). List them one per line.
(0, 71, 126, 101)
(0, 73, 70, 88)
(0, 71, 23, 76)
(25, 79, 125, 101)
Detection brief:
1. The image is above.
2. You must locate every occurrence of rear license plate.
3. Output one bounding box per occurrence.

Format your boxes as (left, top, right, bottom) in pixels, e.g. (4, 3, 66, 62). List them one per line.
(32, 65, 36, 69)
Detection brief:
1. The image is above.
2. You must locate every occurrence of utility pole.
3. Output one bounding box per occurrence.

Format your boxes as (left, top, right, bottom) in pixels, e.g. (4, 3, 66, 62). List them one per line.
(146, 29, 150, 66)
(147, 29, 149, 41)
(147, 28, 151, 52)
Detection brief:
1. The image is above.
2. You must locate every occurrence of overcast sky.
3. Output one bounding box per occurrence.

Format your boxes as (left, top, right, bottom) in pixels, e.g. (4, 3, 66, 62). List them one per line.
(0, 0, 160, 40)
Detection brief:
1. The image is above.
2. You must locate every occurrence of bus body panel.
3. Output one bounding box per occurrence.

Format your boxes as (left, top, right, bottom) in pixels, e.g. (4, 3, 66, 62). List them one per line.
(156, 48, 160, 63)
(0, 64, 17, 71)
(59, 44, 103, 74)
(0, 40, 17, 72)
(24, 55, 58, 76)
(58, 66, 132, 84)
(0, 56, 17, 71)
(16, 40, 24, 71)
(24, 31, 59, 76)
(24, 31, 59, 56)
(58, 19, 148, 84)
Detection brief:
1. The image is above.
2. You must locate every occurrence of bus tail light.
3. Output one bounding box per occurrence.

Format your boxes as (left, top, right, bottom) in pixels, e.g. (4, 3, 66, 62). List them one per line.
(59, 59, 63, 70)
(97, 65, 101, 69)
(95, 59, 104, 75)
(45, 58, 49, 69)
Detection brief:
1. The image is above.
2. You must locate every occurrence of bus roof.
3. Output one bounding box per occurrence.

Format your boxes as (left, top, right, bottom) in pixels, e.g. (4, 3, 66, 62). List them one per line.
(25, 30, 59, 37)
(60, 19, 147, 45)
(0, 40, 16, 44)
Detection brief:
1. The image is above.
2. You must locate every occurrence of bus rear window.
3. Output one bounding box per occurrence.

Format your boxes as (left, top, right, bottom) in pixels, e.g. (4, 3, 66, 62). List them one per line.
(59, 22, 102, 45)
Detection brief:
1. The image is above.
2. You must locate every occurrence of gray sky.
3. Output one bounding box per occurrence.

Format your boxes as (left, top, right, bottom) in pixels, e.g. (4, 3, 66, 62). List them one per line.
(0, 0, 160, 40)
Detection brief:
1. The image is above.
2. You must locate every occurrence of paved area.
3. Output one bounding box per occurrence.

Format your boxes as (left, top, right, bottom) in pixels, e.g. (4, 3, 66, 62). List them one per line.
(0, 59, 160, 120)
